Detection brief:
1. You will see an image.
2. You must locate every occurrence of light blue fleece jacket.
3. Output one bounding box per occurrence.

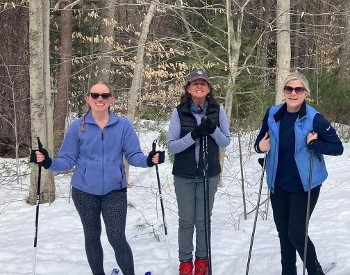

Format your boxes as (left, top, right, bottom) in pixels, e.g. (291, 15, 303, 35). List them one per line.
(49, 111, 149, 195)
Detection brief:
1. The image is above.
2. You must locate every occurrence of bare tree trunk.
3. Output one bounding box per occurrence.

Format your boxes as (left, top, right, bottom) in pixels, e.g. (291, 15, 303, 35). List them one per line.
(28, 0, 55, 205)
(54, 0, 73, 155)
(126, 1, 158, 121)
(96, 0, 116, 82)
(275, 0, 291, 104)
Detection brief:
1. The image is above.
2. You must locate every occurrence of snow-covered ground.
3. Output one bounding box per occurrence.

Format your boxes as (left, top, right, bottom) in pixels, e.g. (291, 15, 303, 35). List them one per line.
(1, 130, 349, 275)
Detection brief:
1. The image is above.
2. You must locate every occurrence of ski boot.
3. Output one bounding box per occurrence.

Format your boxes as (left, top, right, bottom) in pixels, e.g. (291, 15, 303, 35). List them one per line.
(307, 259, 325, 275)
(194, 258, 208, 275)
(179, 259, 193, 275)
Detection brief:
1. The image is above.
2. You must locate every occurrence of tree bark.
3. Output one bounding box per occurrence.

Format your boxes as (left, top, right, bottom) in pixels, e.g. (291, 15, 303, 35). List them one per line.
(96, 0, 116, 83)
(275, 0, 291, 104)
(28, 0, 55, 204)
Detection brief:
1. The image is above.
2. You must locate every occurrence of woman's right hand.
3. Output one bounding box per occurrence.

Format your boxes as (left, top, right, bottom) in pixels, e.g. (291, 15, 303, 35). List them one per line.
(36, 151, 45, 163)
(35, 147, 52, 169)
(259, 132, 270, 152)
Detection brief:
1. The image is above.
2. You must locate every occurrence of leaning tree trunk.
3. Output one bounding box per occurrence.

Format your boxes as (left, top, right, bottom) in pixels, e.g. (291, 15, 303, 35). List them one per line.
(124, 1, 158, 182)
(28, 0, 55, 205)
(126, 1, 158, 121)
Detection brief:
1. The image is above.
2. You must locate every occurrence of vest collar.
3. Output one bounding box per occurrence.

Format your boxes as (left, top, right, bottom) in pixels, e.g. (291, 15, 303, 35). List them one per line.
(273, 101, 307, 122)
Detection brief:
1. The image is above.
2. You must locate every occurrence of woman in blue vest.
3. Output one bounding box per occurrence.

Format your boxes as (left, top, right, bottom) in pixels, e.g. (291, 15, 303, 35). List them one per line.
(167, 70, 231, 275)
(34, 81, 164, 275)
(255, 72, 343, 275)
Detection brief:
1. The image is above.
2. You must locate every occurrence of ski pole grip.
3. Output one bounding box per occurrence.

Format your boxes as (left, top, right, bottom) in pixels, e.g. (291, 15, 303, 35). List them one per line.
(152, 140, 157, 152)
(37, 137, 43, 150)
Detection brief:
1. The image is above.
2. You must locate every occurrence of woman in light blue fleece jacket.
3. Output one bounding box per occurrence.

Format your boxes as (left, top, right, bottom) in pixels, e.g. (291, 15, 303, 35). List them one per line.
(35, 81, 164, 275)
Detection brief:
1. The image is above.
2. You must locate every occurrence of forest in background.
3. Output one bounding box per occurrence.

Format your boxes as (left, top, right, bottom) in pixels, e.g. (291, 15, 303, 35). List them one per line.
(0, 0, 349, 204)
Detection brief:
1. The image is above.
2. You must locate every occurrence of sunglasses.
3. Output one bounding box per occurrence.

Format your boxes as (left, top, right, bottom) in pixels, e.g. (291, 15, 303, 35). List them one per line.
(90, 93, 111, 99)
(284, 86, 305, 94)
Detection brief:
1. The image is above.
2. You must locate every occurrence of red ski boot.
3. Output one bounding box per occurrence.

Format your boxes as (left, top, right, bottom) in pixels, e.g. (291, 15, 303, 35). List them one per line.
(195, 258, 208, 275)
(179, 260, 193, 275)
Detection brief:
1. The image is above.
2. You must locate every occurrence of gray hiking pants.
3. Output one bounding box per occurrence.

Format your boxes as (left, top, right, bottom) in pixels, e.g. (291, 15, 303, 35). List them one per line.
(174, 174, 220, 261)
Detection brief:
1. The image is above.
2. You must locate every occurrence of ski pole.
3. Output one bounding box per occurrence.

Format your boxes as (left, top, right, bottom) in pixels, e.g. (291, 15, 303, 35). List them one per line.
(33, 137, 43, 275)
(303, 150, 314, 275)
(152, 140, 174, 275)
(245, 153, 267, 275)
(202, 134, 212, 275)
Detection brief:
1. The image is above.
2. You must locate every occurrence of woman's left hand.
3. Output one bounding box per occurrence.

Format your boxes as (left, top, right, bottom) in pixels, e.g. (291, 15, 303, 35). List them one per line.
(147, 151, 165, 166)
(307, 131, 318, 144)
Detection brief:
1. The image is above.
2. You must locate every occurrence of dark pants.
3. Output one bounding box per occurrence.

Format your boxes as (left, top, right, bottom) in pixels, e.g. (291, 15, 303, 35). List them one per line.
(72, 187, 135, 275)
(270, 185, 321, 275)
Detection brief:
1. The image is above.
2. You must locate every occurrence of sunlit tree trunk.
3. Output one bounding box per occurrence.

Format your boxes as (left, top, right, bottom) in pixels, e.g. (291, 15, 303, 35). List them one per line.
(28, 0, 55, 204)
(275, 0, 291, 104)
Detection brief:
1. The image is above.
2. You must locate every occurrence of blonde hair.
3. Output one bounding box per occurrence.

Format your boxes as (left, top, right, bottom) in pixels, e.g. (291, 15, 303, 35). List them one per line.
(80, 80, 113, 132)
(283, 72, 311, 95)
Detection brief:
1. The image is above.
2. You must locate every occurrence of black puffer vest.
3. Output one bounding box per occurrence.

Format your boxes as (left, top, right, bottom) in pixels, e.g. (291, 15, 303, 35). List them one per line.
(172, 103, 221, 179)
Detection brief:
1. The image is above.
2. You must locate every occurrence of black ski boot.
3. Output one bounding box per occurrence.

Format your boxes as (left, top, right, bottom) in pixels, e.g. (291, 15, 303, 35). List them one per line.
(307, 260, 325, 275)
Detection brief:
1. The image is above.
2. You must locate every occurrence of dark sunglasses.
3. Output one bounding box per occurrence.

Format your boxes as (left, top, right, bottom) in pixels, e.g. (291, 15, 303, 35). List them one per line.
(284, 86, 305, 94)
(90, 93, 111, 99)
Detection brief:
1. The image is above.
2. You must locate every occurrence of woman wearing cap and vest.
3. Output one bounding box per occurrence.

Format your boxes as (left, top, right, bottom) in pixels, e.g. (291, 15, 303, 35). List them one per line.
(255, 72, 343, 275)
(167, 70, 231, 275)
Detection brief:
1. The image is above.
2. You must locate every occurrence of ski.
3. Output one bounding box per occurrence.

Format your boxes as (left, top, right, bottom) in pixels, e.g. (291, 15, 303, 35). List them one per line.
(324, 262, 337, 274)
(111, 269, 151, 275)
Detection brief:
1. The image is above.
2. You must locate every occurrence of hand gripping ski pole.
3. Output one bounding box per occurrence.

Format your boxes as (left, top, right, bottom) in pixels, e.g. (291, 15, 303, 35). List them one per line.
(245, 153, 267, 275)
(32, 137, 43, 275)
(303, 150, 314, 275)
(152, 140, 174, 275)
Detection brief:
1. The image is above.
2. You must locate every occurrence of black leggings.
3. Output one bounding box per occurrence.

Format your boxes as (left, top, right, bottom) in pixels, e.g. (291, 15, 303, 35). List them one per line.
(72, 187, 135, 275)
(270, 185, 321, 275)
